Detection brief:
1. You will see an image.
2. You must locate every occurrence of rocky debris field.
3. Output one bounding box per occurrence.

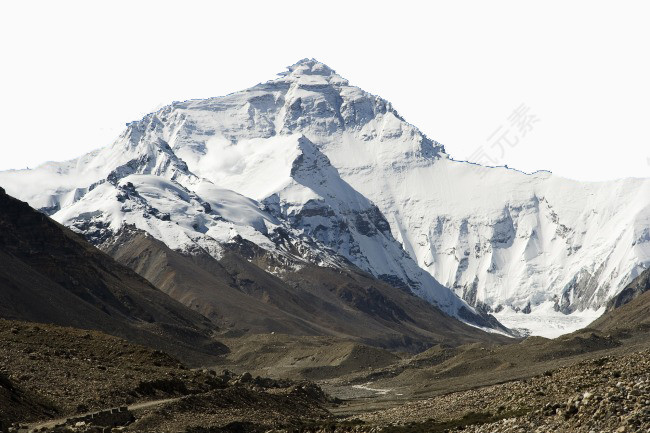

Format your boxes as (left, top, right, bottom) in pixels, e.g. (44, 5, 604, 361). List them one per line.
(0, 319, 218, 420)
(114, 346, 650, 433)
(0, 320, 335, 433)
(461, 355, 650, 433)
(15, 377, 334, 433)
(4, 316, 650, 433)
(14, 380, 332, 433)
(128, 381, 332, 433)
(297, 348, 650, 433)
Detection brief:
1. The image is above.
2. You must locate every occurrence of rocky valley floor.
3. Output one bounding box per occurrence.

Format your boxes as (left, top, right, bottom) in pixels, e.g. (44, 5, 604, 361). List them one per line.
(342, 348, 650, 433)
(3, 318, 650, 433)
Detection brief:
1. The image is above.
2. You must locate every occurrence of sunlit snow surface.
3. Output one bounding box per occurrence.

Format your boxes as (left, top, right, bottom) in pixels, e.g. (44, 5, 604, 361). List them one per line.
(493, 302, 606, 339)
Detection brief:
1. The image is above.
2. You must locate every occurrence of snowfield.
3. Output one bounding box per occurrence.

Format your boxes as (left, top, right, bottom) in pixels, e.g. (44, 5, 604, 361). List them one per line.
(493, 302, 606, 339)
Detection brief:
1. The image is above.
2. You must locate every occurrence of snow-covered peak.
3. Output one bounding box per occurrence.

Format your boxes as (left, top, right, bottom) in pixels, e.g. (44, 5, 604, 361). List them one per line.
(156, 58, 444, 159)
(281, 58, 342, 80)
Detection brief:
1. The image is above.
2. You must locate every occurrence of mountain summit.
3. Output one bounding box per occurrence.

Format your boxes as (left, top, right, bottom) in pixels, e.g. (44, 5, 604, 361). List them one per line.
(282, 58, 339, 77)
(1, 59, 649, 336)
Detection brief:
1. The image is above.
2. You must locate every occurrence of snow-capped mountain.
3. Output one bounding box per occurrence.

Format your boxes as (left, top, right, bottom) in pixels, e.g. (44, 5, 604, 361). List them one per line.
(0, 61, 490, 329)
(1, 58, 649, 335)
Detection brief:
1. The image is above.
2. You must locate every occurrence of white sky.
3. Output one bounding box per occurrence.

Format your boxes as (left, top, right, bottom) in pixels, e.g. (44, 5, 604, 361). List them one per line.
(1, 1, 648, 181)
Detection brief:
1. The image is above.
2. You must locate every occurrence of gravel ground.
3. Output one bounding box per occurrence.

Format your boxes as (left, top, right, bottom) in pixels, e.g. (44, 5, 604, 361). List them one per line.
(345, 349, 650, 433)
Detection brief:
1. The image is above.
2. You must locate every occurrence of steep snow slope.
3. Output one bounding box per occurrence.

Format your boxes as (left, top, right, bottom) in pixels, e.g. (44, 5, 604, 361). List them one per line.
(185, 133, 466, 312)
(0, 121, 346, 272)
(324, 148, 650, 311)
(0, 126, 194, 215)
(54, 174, 277, 258)
(1, 58, 649, 335)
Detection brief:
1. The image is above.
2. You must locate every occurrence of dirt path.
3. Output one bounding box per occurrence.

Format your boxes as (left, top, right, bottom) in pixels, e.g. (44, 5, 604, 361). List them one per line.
(24, 397, 179, 432)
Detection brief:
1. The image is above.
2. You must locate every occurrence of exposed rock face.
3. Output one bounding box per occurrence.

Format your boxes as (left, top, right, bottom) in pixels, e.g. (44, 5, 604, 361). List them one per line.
(257, 136, 466, 314)
(590, 268, 650, 332)
(100, 227, 512, 351)
(605, 267, 650, 312)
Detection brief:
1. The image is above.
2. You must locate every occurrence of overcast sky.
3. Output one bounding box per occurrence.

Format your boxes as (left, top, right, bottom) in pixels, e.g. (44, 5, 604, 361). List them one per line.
(1, 1, 648, 181)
